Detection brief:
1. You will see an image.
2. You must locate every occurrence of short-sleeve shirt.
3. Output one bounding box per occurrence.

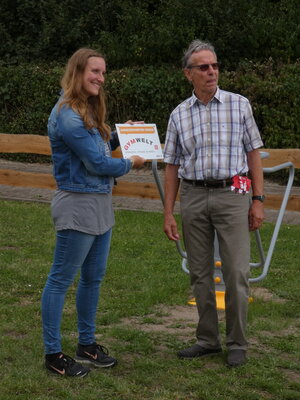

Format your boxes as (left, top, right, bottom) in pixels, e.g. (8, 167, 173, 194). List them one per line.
(164, 88, 263, 180)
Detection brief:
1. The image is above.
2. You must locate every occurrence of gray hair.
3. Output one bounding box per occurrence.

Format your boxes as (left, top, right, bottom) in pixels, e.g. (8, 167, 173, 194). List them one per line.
(182, 39, 216, 68)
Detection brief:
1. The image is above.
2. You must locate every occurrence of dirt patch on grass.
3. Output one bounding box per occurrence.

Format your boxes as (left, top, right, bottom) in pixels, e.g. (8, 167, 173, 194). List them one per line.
(119, 304, 224, 340)
(249, 287, 287, 303)
(120, 305, 198, 337)
(118, 287, 284, 335)
(279, 369, 300, 383)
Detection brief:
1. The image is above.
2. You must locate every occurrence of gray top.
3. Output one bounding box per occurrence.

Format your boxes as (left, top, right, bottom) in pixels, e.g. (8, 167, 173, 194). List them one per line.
(51, 185, 114, 235)
(51, 141, 115, 235)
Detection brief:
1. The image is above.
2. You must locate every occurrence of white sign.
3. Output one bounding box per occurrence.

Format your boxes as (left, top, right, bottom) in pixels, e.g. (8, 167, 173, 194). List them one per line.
(115, 124, 163, 160)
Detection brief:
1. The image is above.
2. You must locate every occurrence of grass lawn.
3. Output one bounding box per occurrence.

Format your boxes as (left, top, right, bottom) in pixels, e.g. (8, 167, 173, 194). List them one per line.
(0, 200, 299, 400)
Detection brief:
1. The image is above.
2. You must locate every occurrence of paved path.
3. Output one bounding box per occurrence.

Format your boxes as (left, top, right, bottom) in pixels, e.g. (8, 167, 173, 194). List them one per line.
(0, 159, 299, 225)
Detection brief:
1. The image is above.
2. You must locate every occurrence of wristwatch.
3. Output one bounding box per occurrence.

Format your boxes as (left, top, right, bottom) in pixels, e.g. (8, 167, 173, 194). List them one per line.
(252, 195, 265, 203)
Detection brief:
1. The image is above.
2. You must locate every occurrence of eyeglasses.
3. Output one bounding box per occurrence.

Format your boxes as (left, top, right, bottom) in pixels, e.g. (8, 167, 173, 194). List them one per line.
(187, 63, 220, 71)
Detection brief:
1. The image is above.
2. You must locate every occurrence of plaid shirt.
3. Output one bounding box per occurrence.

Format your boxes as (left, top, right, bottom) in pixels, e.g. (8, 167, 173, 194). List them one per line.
(164, 88, 263, 180)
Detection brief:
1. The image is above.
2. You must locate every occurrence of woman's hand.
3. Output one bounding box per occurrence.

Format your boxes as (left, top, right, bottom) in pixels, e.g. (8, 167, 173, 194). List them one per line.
(124, 121, 145, 167)
(124, 120, 144, 124)
(130, 155, 145, 169)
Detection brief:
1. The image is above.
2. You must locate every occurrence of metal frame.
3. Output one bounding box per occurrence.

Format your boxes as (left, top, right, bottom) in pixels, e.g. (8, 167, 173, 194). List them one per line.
(151, 153, 295, 283)
(249, 160, 295, 282)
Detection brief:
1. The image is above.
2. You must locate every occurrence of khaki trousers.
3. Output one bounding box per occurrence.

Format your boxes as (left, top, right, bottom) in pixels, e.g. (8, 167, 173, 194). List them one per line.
(180, 181, 250, 350)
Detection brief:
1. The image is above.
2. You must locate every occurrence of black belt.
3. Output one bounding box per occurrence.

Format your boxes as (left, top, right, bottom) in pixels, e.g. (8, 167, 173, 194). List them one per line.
(182, 178, 233, 188)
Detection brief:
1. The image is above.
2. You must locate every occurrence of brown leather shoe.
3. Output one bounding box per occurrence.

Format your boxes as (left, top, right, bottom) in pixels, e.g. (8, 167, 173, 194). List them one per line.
(226, 350, 247, 367)
(177, 344, 222, 359)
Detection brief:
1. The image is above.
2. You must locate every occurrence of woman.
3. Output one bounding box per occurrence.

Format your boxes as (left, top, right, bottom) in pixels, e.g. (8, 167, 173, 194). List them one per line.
(41, 48, 145, 377)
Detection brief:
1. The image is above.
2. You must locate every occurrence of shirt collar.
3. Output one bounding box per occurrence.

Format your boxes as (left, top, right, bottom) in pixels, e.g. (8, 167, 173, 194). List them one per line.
(188, 87, 223, 108)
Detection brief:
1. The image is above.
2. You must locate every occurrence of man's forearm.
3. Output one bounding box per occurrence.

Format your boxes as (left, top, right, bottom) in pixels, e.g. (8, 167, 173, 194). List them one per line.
(247, 149, 264, 195)
(247, 148, 265, 230)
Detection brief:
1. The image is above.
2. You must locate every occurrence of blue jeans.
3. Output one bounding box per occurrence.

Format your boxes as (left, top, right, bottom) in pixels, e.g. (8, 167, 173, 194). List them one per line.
(41, 228, 112, 354)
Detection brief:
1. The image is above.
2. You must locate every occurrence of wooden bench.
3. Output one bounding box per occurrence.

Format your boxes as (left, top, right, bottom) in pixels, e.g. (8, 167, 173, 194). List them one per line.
(0, 133, 299, 211)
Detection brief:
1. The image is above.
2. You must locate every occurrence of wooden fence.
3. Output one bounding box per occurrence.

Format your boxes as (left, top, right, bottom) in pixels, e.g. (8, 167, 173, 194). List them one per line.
(0, 133, 299, 211)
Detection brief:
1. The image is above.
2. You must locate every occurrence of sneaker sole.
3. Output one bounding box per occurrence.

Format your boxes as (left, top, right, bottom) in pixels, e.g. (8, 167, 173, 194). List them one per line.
(46, 367, 90, 378)
(74, 356, 117, 368)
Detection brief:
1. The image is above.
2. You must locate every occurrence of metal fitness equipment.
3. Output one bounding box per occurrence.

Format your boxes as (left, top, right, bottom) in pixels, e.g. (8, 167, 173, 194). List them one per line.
(151, 152, 295, 309)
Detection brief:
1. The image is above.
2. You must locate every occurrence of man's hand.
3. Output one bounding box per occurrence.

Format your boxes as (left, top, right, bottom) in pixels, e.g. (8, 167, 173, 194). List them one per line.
(248, 201, 264, 231)
(164, 213, 180, 241)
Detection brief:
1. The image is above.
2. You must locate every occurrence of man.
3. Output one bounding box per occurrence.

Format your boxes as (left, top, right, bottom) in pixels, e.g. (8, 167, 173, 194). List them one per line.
(163, 40, 264, 367)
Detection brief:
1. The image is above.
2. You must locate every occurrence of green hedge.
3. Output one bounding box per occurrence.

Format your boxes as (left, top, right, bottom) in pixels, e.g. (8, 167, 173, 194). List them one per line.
(0, 60, 299, 149)
(221, 60, 300, 149)
(1, 0, 300, 69)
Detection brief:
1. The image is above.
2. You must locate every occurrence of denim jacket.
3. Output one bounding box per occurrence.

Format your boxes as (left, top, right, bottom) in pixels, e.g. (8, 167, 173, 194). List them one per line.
(48, 101, 131, 193)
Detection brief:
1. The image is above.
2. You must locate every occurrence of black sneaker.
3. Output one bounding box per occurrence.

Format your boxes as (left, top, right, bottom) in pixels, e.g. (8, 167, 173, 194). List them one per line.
(75, 343, 117, 368)
(45, 353, 90, 377)
(177, 344, 222, 359)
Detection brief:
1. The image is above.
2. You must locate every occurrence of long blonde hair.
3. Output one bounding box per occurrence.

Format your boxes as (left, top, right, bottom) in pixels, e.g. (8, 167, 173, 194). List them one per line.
(59, 48, 111, 141)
